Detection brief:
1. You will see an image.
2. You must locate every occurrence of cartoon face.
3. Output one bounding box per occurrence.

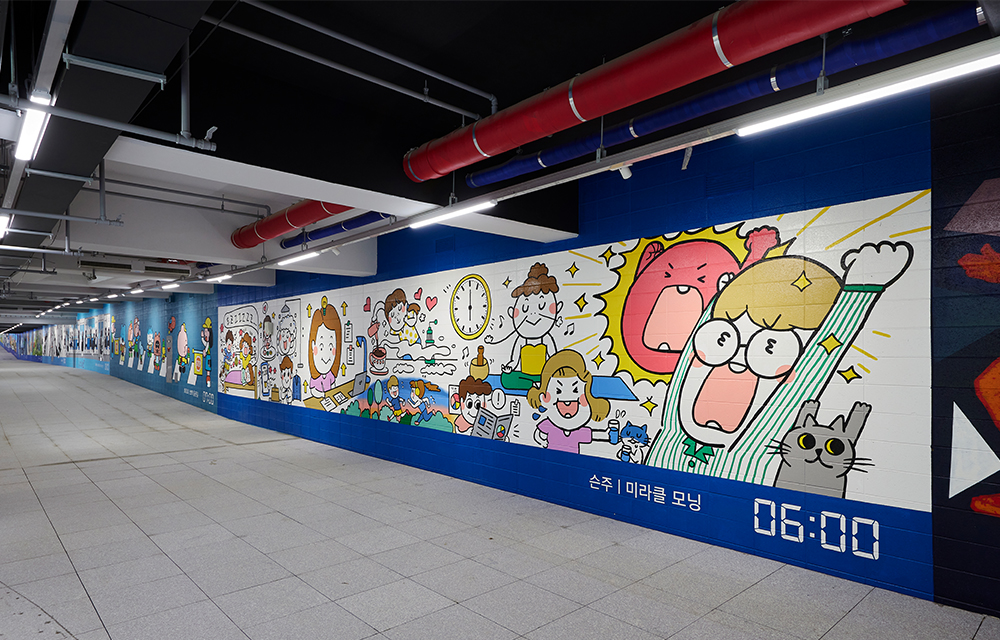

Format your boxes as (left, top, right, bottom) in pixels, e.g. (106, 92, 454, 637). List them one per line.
(312, 323, 337, 374)
(226, 337, 234, 353)
(146, 331, 153, 349)
(277, 317, 296, 355)
(460, 393, 487, 425)
(410, 387, 421, 404)
(539, 375, 590, 432)
(201, 327, 211, 348)
(677, 313, 806, 448)
(622, 240, 740, 375)
(387, 302, 406, 332)
(153, 333, 161, 357)
(241, 340, 251, 357)
(280, 367, 292, 388)
(177, 326, 188, 357)
(389, 384, 399, 398)
(510, 291, 561, 340)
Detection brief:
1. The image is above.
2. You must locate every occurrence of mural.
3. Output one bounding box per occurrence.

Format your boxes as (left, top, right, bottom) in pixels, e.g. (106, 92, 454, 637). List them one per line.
(219, 190, 931, 510)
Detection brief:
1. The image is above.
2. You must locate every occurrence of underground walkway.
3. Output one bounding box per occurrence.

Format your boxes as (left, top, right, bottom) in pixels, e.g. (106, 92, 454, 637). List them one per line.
(0, 352, 997, 640)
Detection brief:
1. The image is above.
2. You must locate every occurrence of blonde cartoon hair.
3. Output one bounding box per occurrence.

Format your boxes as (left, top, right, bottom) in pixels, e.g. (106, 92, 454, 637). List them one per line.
(527, 350, 609, 421)
(713, 256, 842, 331)
(410, 379, 441, 398)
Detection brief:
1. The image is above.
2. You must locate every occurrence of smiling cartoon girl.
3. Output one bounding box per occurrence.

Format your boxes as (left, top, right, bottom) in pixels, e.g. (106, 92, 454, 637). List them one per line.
(308, 298, 342, 398)
(384, 289, 421, 346)
(527, 350, 611, 454)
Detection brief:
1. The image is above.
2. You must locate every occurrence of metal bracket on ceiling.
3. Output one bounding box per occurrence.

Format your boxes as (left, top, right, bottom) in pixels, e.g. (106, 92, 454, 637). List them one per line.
(24, 168, 93, 184)
(62, 51, 167, 90)
(816, 33, 830, 96)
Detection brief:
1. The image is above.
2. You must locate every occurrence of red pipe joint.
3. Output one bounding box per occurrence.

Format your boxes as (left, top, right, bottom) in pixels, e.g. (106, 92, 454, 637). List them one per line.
(403, 0, 906, 183)
(231, 200, 352, 249)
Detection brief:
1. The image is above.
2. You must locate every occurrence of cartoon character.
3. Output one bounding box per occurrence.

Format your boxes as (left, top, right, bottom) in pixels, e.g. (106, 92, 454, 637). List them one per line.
(771, 400, 872, 498)
(409, 380, 441, 425)
(618, 422, 650, 464)
(223, 330, 235, 375)
(308, 299, 341, 398)
(495, 263, 563, 391)
(384, 375, 406, 421)
(383, 289, 421, 346)
(527, 350, 612, 454)
(153, 332, 162, 370)
(647, 241, 913, 485)
(279, 356, 294, 404)
(454, 376, 492, 435)
(239, 333, 253, 385)
(201, 318, 213, 387)
(622, 228, 779, 375)
(176, 323, 189, 380)
(277, 315, 296, 357)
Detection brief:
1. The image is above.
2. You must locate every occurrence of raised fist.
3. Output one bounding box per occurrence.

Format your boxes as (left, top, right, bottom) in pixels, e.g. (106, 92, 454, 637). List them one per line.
(841, 241, 913, 288)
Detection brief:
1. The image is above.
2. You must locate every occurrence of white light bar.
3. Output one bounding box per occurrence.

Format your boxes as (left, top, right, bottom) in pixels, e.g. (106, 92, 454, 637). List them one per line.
(0, 215, 9, 238)
(162, 283, 180, 290)
(89, 298, 98, 302)
(107, 294, 118, 299)
(14, 94, 52, 161)
(738, 38, 1000, 137)
(410, 200, 496, 229)
(207, 274, 232, 283)
(130, 288, 144, 295)
(277, 251, 319, 267)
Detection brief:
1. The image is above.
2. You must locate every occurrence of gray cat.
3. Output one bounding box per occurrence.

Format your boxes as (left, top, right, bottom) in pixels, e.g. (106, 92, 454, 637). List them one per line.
(770, 400, 872, 498)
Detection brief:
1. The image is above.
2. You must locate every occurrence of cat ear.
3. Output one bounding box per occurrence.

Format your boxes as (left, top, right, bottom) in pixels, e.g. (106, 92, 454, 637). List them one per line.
(804, 415, 818, 429)
(831, 416, 846, 433)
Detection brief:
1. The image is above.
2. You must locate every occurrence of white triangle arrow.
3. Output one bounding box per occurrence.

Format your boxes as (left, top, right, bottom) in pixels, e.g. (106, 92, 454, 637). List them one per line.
(949, 402, 1000, 499)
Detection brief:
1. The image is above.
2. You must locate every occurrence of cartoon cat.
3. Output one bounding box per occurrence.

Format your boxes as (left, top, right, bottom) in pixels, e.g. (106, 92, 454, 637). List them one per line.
(618, 422, 650, 464)
(770, 400, 872, 498)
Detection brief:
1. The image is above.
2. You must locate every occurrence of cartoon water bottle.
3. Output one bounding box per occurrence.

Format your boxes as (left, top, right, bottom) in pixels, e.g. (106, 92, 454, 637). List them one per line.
(426, 319, 438, 346)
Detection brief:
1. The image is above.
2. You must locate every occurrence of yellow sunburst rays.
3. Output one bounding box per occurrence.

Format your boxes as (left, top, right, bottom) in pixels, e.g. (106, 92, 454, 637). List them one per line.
(595, 227, 752, 386)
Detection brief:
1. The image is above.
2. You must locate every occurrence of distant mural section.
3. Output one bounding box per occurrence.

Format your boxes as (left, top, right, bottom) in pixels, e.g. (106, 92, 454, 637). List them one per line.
(2, 309, 111, 373)
(110, 292, 218, 412)
(219, 190, 931, 511)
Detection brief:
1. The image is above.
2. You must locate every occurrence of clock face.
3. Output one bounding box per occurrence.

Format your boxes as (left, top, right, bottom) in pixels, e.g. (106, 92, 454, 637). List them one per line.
(450, 275, 491, 340)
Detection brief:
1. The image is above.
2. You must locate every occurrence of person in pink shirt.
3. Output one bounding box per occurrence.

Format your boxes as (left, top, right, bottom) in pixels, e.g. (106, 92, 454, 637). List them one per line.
(527, 349, 613, 454)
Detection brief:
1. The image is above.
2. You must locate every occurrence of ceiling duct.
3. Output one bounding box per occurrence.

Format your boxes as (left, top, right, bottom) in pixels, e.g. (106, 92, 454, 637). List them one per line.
(402, 0, 909, 183)
(231, 200, 352, 249)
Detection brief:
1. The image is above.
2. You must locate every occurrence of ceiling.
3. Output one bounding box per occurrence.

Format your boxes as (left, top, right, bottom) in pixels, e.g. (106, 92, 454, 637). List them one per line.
(0, 0, 991, 332)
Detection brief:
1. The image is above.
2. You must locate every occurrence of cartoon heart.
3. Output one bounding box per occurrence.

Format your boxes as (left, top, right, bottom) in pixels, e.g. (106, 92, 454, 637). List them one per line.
(425, 296, 438, 311)
(414, 287, 422, 300)
(363, 297, 371, 312)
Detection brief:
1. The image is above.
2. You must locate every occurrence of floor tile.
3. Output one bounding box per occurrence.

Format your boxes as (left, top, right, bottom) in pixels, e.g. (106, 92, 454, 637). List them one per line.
(244, 601, 376, 640)
(371, 540, 464, 577)
(463, 581, 581, 636)
(213, 576, 329, 628)
(336, 577, 453, 631)
(383, 604, 516, 640)
(411, 558, 515, 602)
(526, 605, 659, 640)
(107, 600, 246, 640)
(823, 588, 984, 640)
(301, 557, 404, 601)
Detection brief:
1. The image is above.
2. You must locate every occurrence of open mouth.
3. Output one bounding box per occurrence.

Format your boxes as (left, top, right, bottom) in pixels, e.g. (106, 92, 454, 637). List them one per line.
(693, 363, 758, 433)
(556, 400, 580, 419)
(642, 286, 704, 353)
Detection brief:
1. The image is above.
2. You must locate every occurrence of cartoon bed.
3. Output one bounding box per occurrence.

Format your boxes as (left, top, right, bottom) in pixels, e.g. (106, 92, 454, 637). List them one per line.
(222, 367, 258, 399)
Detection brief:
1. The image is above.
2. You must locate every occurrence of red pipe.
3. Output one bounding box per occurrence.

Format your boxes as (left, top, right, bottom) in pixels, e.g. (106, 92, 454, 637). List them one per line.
(403, 0, 907, 182)
(231, 200, 352, 249)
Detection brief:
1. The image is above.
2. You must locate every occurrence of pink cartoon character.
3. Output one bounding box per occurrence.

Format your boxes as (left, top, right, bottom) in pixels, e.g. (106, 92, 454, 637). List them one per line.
(622, 227, 778, 375)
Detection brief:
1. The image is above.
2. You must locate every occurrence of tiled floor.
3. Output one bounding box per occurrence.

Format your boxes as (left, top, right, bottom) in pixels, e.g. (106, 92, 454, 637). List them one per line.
(1, 353, 997, 640)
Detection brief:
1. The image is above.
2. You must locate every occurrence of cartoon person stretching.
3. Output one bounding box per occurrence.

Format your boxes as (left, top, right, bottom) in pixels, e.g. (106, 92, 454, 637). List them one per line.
(409, 380, 441, 425)
(493, 263, 563, 391)
(527, 350, 612, 454)
(307, 298, 342, 398)
(646, 241, 914, 485)
(383, 289, 421, 346)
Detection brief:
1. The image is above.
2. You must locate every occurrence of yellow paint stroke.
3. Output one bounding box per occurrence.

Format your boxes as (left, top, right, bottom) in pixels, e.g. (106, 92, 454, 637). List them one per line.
(827, 189, 931, 250)
(857, 363, 871, 374)
(889, 226, 931, 238)
(798, 206, 830, 236)
(565, 313, 592, 320)
(872, 330, 891, 338)
(776, 214, 785, 221)
(565, 332, 600, 350)
(564, 283, 602, 287)
(851, 345, 878, 361)
(587, 343, 601, 355)
(618, 241, 627, 246)
(568, 250, 603, 265)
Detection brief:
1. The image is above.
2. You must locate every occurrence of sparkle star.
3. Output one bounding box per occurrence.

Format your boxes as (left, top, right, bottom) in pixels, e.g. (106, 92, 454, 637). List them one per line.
(566, 262, 580, 278)
(792, 271, 812, 291)
(600, 247, 615, 266)
(502, 277, 511, 288)
(640, 397, 658, 416)
(838, 366, 861, 383)
(819, 334, 842, 355)
(592, 353, 605, 368)
(574, 294, 587, 312)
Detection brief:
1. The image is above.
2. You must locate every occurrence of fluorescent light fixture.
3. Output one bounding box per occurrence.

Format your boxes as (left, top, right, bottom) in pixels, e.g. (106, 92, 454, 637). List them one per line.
(89, 298, 98, 302)
(107, 294, 118, 299)
(207, 274, 232, 283)
(0, 215, 9, 238)
(14, 93, 52, 161)
(277, 251, 319, 266)
(162, 283, 180, 290)
(130, 288, 144, 295)
(738, 48, 1000, 137)
(75, 300, 83, 304)
(410, 200, 496, 229)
